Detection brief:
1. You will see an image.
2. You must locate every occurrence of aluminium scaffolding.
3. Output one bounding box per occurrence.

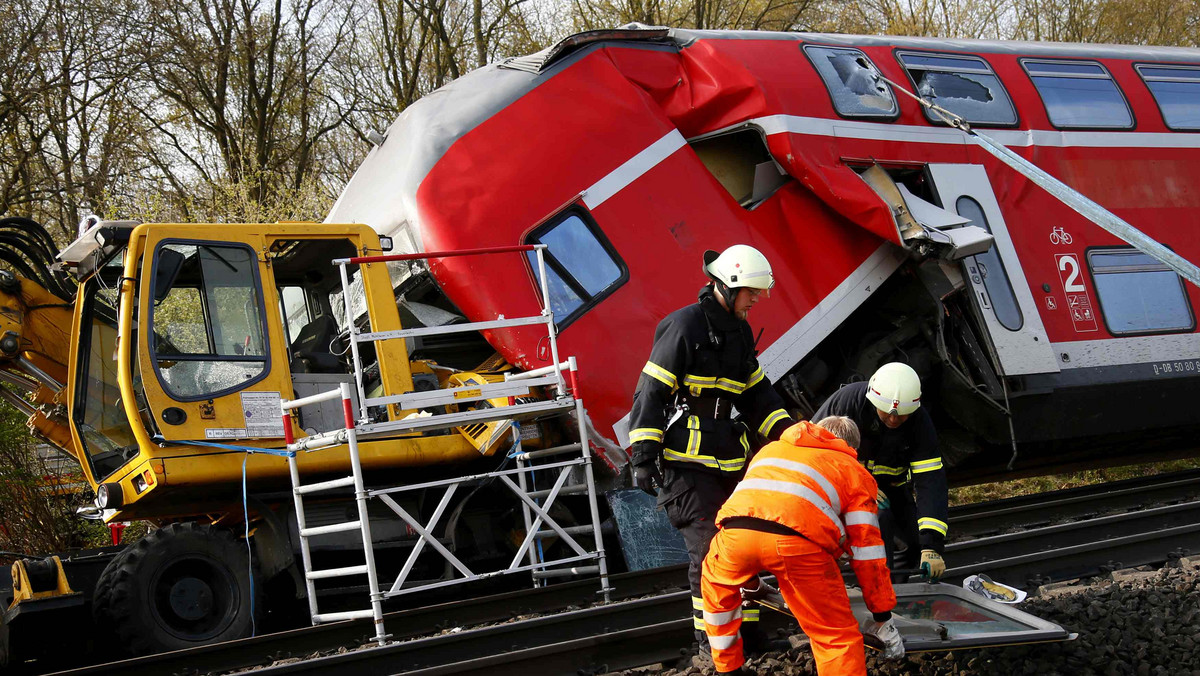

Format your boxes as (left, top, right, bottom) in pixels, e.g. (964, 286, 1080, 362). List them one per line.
(281, 244, 612, 641)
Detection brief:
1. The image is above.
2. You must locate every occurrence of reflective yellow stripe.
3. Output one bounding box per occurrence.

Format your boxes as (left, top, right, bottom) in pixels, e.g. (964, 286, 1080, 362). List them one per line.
(692, 596, 704, 609)
(682, 374, 748, 395)
(693, 616, 706, 630)
(870, 464, 908, 476)
(628, 427, 664, 444)
(746, 366, 765, 389)
(642, 361, 677, 390)
(918, 517, 949, 535)
(742, 608, 760, 622)
(757, 408, 789, 437)
(739, 431, 749, 454)
(686, 415, 701, 455)
(910, 457, 944, 474)
(663, 449, 746, 473)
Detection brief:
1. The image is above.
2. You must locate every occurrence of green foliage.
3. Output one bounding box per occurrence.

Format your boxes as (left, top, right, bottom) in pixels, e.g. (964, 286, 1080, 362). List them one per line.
(949, 458, 1200, 506)
(0, 401, 107, 560)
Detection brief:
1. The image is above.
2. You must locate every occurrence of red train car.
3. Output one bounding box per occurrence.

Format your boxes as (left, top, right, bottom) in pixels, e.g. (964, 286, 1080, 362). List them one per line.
(327, 27, 1200, 481)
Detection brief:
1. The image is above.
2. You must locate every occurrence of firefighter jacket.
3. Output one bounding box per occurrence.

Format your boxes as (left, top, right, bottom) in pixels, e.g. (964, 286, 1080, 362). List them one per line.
(628, 285, 792, 475)
(716, 420, 896, 615)
(814, 381, 949, 553)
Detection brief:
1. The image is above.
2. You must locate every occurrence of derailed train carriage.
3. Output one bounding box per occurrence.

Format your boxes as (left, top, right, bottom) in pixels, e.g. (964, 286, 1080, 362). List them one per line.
(328, 26, 1200, 481)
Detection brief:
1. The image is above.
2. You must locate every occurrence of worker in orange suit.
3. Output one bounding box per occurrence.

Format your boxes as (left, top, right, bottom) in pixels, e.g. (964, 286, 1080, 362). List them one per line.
(700, 417, 904, 675)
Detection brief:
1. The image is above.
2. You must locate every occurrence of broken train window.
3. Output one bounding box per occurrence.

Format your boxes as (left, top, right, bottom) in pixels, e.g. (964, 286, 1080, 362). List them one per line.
(897, 52, 1018, 126)
(524, 206, 628, 331)
(803, 45, 898, 119)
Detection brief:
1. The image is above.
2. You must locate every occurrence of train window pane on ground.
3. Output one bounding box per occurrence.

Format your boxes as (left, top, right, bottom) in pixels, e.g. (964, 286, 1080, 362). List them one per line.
(1087, 248, 1195, 335)
(804, 46, 898, 118)
(151, 242, 268, 399)
(524, 209, 626, 327)
(897, 52, 1018, 126)
(1022, 60, 1134, 129)
(1136, 65, 1200, 130)
(954, 196, 1023, 331)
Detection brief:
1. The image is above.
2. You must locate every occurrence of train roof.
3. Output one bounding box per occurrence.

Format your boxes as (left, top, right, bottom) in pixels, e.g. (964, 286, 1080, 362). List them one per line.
(325, 25, 1200, 239)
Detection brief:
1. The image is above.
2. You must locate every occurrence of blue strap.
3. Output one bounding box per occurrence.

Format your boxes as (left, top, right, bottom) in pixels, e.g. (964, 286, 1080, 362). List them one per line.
(159, 437, 295, 458)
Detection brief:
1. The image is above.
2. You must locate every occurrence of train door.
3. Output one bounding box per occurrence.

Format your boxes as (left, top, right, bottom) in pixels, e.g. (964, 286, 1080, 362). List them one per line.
(928, 164, 1060, 376)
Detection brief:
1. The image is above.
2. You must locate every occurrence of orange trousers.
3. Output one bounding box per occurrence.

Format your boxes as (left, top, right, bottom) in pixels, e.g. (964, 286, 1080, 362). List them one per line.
(701, 527, 866, 675)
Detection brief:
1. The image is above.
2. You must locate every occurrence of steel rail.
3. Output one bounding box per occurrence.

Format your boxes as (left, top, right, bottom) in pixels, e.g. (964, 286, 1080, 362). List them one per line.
(47, 565, 688, 676)
(947, 468, 1200, 539)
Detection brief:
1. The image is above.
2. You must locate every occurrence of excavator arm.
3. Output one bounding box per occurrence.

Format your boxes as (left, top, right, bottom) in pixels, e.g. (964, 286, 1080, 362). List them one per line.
(0, 217, 79, 462)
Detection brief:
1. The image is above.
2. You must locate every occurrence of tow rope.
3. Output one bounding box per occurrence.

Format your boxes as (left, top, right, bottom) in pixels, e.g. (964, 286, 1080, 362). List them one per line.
(877, 73, 1200, 289)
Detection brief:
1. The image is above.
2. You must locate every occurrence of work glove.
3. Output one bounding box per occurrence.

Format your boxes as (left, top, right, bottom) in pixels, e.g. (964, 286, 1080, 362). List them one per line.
(739, 577, 778, 601)
(861, 617, 905, 659)
(633, 463, 663, 496)
(920, 549, 945, 582)
(875, 488, 890, 510)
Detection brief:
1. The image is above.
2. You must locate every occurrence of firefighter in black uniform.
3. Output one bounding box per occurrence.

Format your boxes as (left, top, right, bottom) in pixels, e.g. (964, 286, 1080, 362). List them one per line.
(813, 362, 949, 581)
(628, 245, 793, 649)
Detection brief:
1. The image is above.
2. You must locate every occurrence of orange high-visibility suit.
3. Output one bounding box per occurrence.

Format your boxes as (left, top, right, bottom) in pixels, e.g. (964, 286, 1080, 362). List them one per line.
(701, 421, 896, 675)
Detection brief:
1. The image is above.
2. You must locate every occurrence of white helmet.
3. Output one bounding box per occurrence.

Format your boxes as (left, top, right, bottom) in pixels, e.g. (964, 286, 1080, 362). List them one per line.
(703, 244, 775, 294)
(865, 362, 922, 416)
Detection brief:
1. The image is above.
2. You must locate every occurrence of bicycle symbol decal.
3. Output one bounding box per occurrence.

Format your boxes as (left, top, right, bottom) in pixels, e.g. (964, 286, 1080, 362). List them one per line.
(1050, 226, 1073, 245)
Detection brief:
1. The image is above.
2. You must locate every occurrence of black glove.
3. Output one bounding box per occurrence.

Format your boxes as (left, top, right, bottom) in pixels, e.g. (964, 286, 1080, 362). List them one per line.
(633, 463, 663, 496)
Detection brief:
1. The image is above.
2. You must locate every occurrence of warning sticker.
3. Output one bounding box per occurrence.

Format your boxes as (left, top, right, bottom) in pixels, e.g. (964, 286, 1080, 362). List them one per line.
(1054, 254, 1098, 333)
(241, 391, 286, 438)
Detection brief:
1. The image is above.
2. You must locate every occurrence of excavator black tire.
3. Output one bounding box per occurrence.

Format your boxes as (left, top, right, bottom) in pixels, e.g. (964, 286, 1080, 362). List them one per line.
(91, 522, 260, 655)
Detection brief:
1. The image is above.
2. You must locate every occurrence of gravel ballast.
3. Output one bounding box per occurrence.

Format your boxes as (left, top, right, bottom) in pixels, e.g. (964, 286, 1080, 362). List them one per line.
(637, 560, 1200, 676)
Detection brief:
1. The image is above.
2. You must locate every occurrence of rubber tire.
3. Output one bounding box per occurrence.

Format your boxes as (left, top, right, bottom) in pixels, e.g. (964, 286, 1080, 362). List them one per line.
(92, 522, 260, 655)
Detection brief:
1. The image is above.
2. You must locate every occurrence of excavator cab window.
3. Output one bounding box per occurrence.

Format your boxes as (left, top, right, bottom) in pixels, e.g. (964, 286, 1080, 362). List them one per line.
(268, 238, 361, 376)
(148, 242, 270, 401)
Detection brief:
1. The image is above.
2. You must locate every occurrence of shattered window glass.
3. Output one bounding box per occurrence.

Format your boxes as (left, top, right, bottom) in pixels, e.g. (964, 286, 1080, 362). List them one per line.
(524, 209, 627, 330)
(1136, 64, 1200, 131)
(1023, 60, 1133, 129)
(1087, 248, 1193, 335)
(804, 46, 898, 118)
(898, 52, 1017, 126)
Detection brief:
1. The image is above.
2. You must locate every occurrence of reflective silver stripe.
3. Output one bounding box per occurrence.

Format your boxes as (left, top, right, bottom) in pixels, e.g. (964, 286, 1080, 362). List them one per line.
(751, 457, 842, 514)
(911, 458, 944, 474)
(844, 510, 879, 528)
(628, 428, 664, 443)
(704, 607, 742, 626)
(642, 361, 677, 389)
(919, 517, 949, 535)
(733, 478, 845, 538)
(708, 633, 740, 650)
(757, 408, 790, 437)
(852, 544, 887, 561)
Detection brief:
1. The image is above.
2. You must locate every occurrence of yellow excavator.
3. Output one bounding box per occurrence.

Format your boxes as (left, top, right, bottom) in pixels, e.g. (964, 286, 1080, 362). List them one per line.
(0, 216, 575, 666)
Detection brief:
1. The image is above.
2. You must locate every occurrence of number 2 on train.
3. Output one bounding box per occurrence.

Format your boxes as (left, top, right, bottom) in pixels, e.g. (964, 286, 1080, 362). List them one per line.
(1057, 254, 1085, 292)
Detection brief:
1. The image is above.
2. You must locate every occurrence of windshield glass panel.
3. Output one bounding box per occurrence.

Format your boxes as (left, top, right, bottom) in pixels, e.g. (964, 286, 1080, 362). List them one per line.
(76, 278, 139, 481)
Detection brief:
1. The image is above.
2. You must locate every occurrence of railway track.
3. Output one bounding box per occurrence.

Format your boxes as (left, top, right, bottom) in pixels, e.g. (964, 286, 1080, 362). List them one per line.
(46, 470, 1200, 676)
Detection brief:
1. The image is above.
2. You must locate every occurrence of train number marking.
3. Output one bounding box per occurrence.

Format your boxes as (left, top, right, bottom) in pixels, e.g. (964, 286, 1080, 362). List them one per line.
(1057, 254, 1085, 292)
(1153, 360, 1200, 376)
(1054, 254, 1097, 332)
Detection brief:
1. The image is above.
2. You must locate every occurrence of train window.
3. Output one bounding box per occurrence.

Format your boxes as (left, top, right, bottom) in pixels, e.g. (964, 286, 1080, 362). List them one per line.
(150, 242, 270, 401)
(1135, 64, 1200, 131)
(1087, 248, 1194, 335)
(803, 46, 898, 118)
(955, 196, 1022, 331)
(1022, 60, 1133, 129)
(689, 128, 790, 208)
(897, 52, 1017, 126)
(524, 207, 627, 330)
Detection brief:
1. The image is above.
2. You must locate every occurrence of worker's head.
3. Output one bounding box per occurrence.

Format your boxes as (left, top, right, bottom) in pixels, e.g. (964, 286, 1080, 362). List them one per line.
(865, 362, 922, 429)
(702, 245, 774, 320)
(816, 415, 861, 450)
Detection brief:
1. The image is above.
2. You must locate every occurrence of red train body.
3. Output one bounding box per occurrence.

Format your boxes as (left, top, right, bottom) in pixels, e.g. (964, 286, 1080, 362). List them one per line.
(328, 28, 1200, 480)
